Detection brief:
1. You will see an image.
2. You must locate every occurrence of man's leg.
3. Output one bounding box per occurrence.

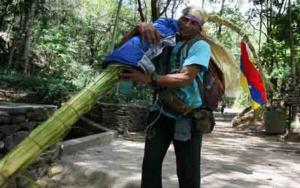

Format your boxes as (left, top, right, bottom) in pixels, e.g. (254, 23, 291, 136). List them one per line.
(173, 129, 202, 188)
(141, 113, 174, 188)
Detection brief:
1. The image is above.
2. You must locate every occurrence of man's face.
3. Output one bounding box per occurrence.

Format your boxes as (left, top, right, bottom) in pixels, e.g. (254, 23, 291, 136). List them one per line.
(178, 16, 202, 40)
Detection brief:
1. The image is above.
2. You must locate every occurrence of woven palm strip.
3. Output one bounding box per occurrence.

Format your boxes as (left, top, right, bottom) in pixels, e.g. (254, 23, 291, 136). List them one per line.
(204, 14, 273, 93)
(0, 66, 121, 187)
(201, 34, 241, 97)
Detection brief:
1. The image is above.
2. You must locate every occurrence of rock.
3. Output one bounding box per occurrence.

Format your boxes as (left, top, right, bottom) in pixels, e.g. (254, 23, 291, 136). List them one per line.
(284, 131, 300, 142)
(290, 115, 300, 132)
(0, 111, 9, 116)
(0, 116, 10, 124)
(3, 135, 14, 150)
(0, 124, 19, 135)
(48, 165, 64, 177)
(5, 108, 27, 115)
(0, 141, 4, 149)
(20, 122, 37, 131)
(88, 102, 149, 133)
(11, 115, 26, 123)
(3, 130, 30, 153)
(14, 131, 29, 143)
(26, 111, 48, 121)
(0, 111, 10, 126)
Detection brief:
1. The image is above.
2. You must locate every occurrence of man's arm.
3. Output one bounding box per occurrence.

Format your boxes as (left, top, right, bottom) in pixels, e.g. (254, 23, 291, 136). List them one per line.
(121, 65, 200, 88)
(119, 22, 161, 46)
(138, 23, 161, 44)
(156, 65, 200, 88)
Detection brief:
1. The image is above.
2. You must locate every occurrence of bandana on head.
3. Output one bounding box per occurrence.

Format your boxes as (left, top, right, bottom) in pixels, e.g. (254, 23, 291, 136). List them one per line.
(183, 14, 205, 26)
(182, 6, 206, 27)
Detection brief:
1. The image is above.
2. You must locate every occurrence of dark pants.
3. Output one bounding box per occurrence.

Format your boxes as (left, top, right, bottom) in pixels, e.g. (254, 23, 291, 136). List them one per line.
(141, 112, 203, 188)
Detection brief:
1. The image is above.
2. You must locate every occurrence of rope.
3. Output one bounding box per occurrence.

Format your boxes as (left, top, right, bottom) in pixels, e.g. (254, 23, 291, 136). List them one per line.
(145, 106, 162, 140)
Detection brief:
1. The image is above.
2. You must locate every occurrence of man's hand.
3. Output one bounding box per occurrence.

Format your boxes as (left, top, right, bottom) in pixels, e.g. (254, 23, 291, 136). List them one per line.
(120, 65, 200, 88)
(138, 23, 160, 45)
(121, 68, 151, 84)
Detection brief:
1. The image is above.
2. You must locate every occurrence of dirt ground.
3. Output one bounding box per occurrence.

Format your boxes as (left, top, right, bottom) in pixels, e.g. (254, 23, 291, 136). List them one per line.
(45, 109, 300, 188)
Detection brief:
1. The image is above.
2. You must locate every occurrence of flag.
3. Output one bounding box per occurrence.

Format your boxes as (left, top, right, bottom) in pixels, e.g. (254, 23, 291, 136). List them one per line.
(240, 41, 267, 108)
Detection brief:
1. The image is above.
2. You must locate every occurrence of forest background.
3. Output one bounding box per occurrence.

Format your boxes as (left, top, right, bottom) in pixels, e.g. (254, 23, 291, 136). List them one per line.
(0, 0, 299, 107)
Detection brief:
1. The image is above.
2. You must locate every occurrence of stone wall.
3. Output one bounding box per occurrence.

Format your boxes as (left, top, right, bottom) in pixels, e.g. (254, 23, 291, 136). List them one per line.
(0, 101, 149, 187)
(0, 101, 149, 155)
(87, 102, 149, 133)
(0, 102, 57, 157)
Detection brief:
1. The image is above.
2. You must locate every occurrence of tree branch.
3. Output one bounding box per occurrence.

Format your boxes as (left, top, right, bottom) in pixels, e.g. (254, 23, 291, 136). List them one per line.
(248, 19, 270, 42)
(159, 0, 172, 17)
(151, 0, 159, 22)
(136, 0, 145, 22)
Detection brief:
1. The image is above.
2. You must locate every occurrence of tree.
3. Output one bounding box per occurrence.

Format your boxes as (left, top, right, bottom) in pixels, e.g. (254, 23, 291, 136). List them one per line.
(150, 0, 173, 22)
(255, 0, 300, 98)
(22, 0, 37, 75)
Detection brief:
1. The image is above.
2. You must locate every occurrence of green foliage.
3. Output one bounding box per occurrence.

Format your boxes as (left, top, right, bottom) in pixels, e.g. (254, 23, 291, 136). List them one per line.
(1, 0, 142, 104)
(232, 92, 251, 109)
(259, 0, 300, 99)
(0, 72, 77, 104)
(102, 84, 153, 103)
(2, 0, 297, 106)
(271, 0, 300, 46)
(208, 7, 248, 57)
(28, 0, 141, 103)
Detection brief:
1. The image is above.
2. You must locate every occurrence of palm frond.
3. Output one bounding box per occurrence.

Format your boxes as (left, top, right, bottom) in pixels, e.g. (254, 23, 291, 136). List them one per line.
(0, 66, 121, 187)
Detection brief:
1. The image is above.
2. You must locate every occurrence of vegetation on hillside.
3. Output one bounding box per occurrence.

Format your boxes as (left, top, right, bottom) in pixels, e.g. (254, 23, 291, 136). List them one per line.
(0, 0, 299, 105)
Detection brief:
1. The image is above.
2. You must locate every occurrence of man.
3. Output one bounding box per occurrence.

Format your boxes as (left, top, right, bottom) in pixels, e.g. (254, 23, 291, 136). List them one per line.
(122, 6, 211, 188)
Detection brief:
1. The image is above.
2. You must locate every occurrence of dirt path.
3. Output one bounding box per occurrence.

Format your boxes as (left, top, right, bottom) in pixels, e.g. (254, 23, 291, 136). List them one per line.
(51, 110, 300, 188)
(202, 111, 300, 188)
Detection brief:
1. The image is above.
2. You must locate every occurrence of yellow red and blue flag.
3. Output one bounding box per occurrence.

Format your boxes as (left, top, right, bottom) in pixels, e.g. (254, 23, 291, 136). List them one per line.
(240, 41, 267, 109)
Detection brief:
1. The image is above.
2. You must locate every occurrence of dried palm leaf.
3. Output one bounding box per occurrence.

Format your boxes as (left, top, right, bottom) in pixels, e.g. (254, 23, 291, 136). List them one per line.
(197, 13, 273, 96)
(0, 66, 121, 187)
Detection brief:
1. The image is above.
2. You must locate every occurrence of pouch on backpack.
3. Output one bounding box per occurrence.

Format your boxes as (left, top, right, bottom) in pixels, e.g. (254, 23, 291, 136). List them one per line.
(192, 108, 215, 134)
(158, 88, 193, 115)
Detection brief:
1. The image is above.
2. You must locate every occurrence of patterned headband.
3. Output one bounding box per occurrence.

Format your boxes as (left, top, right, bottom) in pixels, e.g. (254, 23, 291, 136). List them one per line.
(183, 14, 205, 26)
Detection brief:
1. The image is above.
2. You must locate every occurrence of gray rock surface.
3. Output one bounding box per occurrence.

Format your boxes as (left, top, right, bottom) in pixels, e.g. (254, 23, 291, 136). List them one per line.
(0, 102, 57, 152)
(87, 102, 149, 133)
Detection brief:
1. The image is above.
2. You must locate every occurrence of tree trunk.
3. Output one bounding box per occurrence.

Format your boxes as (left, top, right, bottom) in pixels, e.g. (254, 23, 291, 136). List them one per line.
(137, 0, 146, 22)
(288, 0, 296, 86)
(110, 0, 123, 52)
(88, 29, 96, 64)
(159, 0, 172, 18)
(171, 0, 177, 18)
(258, 3, 263, 53)
(22, 0, 37, 75)
(151, 0, 159, 22)
(217, 0, 226, 39)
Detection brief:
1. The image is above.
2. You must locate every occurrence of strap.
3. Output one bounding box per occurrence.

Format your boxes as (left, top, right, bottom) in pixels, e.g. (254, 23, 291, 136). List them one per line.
(164, 46, 174, 74)
(152, 46, 173, 104)
(175, 42, 187, 69)
(145, 106, 163, 140)
(177, 36, 207, 108)
(196, 72, 206, 108)
(175, 36, 202, 70)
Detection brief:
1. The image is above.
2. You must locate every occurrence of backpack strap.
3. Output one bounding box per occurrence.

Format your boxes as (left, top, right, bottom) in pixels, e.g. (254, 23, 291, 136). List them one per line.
(175, 42, 187, 70)
(152, 46, 173, 104)
(176, 36, 208, 109)
(175, 36, 202, 69)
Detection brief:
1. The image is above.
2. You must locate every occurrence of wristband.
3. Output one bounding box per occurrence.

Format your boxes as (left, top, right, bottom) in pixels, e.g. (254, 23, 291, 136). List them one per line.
(150, 72, 158, 87)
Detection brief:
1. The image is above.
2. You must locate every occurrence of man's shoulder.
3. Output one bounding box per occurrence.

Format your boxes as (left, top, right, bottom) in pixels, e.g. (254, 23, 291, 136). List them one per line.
(187, 39, 211, 56)
(191, 39, 210, 50)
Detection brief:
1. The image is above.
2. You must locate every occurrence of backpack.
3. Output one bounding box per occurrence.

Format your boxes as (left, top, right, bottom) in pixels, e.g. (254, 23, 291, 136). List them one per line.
(154, 37, 225, 112)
